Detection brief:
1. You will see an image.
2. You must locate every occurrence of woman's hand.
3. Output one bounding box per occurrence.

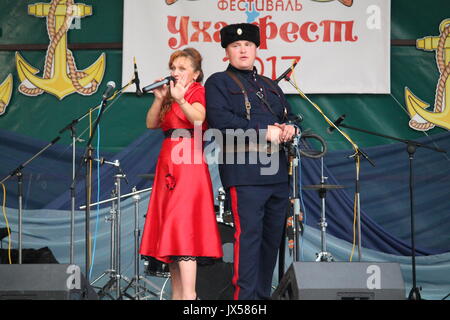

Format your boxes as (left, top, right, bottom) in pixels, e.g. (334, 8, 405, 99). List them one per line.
(170, 75, 192, 104)
(152, 78, 169, 101)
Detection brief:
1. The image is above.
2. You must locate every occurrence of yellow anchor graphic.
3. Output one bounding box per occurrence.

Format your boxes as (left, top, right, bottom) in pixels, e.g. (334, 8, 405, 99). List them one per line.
(405, 19, 450, 131)
(16, 0, 105, 100)
(0, 74, 13, 116)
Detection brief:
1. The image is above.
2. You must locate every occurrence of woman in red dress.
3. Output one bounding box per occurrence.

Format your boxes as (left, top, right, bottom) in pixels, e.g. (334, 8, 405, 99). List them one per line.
(139, 48, 223, 300)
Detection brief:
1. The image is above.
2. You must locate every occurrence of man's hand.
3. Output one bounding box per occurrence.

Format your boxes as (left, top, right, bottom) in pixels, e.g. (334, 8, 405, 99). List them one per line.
(274, 123, 296, 143)
(266, 125, 282, 144)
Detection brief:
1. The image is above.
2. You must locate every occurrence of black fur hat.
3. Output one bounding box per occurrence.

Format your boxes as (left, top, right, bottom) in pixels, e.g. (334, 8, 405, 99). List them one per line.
(220, 23, 260, 48)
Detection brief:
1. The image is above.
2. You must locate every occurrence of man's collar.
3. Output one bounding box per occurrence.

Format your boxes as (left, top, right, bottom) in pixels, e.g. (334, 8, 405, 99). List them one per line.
(227, 64, 258, 76)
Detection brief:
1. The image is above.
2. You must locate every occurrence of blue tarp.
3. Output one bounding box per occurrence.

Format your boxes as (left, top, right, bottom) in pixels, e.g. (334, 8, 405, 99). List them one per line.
(1, 128, 449, 299)
(3, 128, 448, 254)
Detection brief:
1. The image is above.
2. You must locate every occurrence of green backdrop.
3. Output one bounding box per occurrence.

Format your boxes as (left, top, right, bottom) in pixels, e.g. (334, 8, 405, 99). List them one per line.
(0, 0, 448, 153)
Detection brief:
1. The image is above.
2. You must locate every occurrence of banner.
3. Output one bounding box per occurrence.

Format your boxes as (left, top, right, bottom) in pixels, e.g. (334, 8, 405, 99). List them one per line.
(122, 0, 390, 94)
(405, 18, 450, 131)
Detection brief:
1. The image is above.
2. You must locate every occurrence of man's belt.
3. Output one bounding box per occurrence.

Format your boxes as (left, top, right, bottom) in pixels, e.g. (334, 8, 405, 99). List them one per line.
(223, 142, 278, 154)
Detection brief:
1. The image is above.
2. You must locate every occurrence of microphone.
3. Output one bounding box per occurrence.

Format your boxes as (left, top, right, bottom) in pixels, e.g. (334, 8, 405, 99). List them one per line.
(133, 57, 143, 97)
(276, 61, 298, 83)
(102, 81, 116, 100)
(286, 114, 303, 124)
(94, 157, 119, 167)
(142, 76, 175, 93)
(93, 157, 105, 165)
(327, 114, 346, 133)
(94, 158, 129, 184)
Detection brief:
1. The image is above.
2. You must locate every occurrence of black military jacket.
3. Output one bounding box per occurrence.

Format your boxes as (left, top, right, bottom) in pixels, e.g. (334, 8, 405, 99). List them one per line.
(205, 64, 294, 188)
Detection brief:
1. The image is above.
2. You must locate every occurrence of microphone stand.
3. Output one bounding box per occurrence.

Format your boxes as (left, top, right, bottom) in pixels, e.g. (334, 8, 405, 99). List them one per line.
(69, 79, 135, 281)
(289, 132, 302, 262)
(334, 121, 446, 300)
(0, 77, 134, 268)
(278, 124, 302, 281)
(58, 119, 84, 265)
(61, 104, 111, 269)
(0, 79, 127, 266)
(133, 57, 143, 97)
(282, 74, 375, 263)
(0, 136, 61, 264)
(82, 97, 108, 282)
(69, 125, 76, 265)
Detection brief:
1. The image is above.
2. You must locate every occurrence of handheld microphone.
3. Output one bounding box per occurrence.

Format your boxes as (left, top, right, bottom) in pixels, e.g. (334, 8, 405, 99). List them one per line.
(276, 61, 298, 83)
(327, 114, 346, 133)
(133, 57, 143, 97)
(142, 76, 175, 93)
(102, 81, 116, 100)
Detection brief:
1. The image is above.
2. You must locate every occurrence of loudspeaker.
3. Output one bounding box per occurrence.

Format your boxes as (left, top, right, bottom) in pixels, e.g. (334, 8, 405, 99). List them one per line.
(0, 264, 98, 300)
(196, 222, 234, 300)
(0, 247, 59, 264)
(197, 261, 234, 300)
(272, 262, 405, 300)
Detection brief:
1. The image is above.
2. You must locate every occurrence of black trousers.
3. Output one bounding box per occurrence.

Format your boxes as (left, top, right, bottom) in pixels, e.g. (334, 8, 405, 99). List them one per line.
(227, 182, 289, 300)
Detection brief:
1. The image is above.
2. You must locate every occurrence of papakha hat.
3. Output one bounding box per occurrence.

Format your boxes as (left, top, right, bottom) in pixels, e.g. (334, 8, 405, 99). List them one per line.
(220, 23, 260, 48)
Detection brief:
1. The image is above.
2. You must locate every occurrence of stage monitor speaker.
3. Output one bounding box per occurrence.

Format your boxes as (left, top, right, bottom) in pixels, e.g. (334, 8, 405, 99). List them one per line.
(272, 262, 405, 300)
(197, 261, 234, 300)
(0, 264, 98, 300)
(196, 222, 234, 300)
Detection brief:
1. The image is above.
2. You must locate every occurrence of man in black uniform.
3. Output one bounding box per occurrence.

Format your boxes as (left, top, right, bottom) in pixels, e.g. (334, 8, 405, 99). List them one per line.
(205, 23, 297, 300)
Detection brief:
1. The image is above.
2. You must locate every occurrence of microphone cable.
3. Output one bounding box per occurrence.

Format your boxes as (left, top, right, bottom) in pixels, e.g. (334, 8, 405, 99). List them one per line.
(88, 107, 103, 280)
(290, 61, 362, 260)
(296, 147, 307, 262)
(298, 130, 328, 159)
(1, 183, 12, 264)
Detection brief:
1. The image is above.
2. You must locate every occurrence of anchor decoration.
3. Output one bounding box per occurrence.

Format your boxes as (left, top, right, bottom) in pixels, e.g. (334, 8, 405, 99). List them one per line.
(0, 74, 13, 116)
(311, 0, 353, 7)
(16, 0, 106, 100)
(405, 19, 450, 131)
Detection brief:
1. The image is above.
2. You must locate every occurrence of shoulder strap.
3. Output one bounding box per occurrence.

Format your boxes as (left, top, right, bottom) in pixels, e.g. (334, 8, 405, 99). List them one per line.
(260, 76, 279, 92)
(226, 71, 252, 120)
(260, 76, 288, 122)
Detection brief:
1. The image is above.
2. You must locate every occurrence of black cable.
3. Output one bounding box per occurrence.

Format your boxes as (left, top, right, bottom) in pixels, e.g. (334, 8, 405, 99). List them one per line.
(298, 131, 327, 159)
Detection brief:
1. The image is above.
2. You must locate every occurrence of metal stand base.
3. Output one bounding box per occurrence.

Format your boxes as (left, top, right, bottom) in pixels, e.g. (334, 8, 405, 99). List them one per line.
(92, 273, 158, 300)
(122, 275, 166, 300)
(81, 175, 162, 300)
(90, 270, 119, 300)
(316, 251, 334, 262)
(310, 158, 342, 263)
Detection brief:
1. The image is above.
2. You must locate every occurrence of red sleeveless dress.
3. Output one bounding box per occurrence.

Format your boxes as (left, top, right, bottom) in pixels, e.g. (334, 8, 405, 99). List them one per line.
(139, 82, 223, 263)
